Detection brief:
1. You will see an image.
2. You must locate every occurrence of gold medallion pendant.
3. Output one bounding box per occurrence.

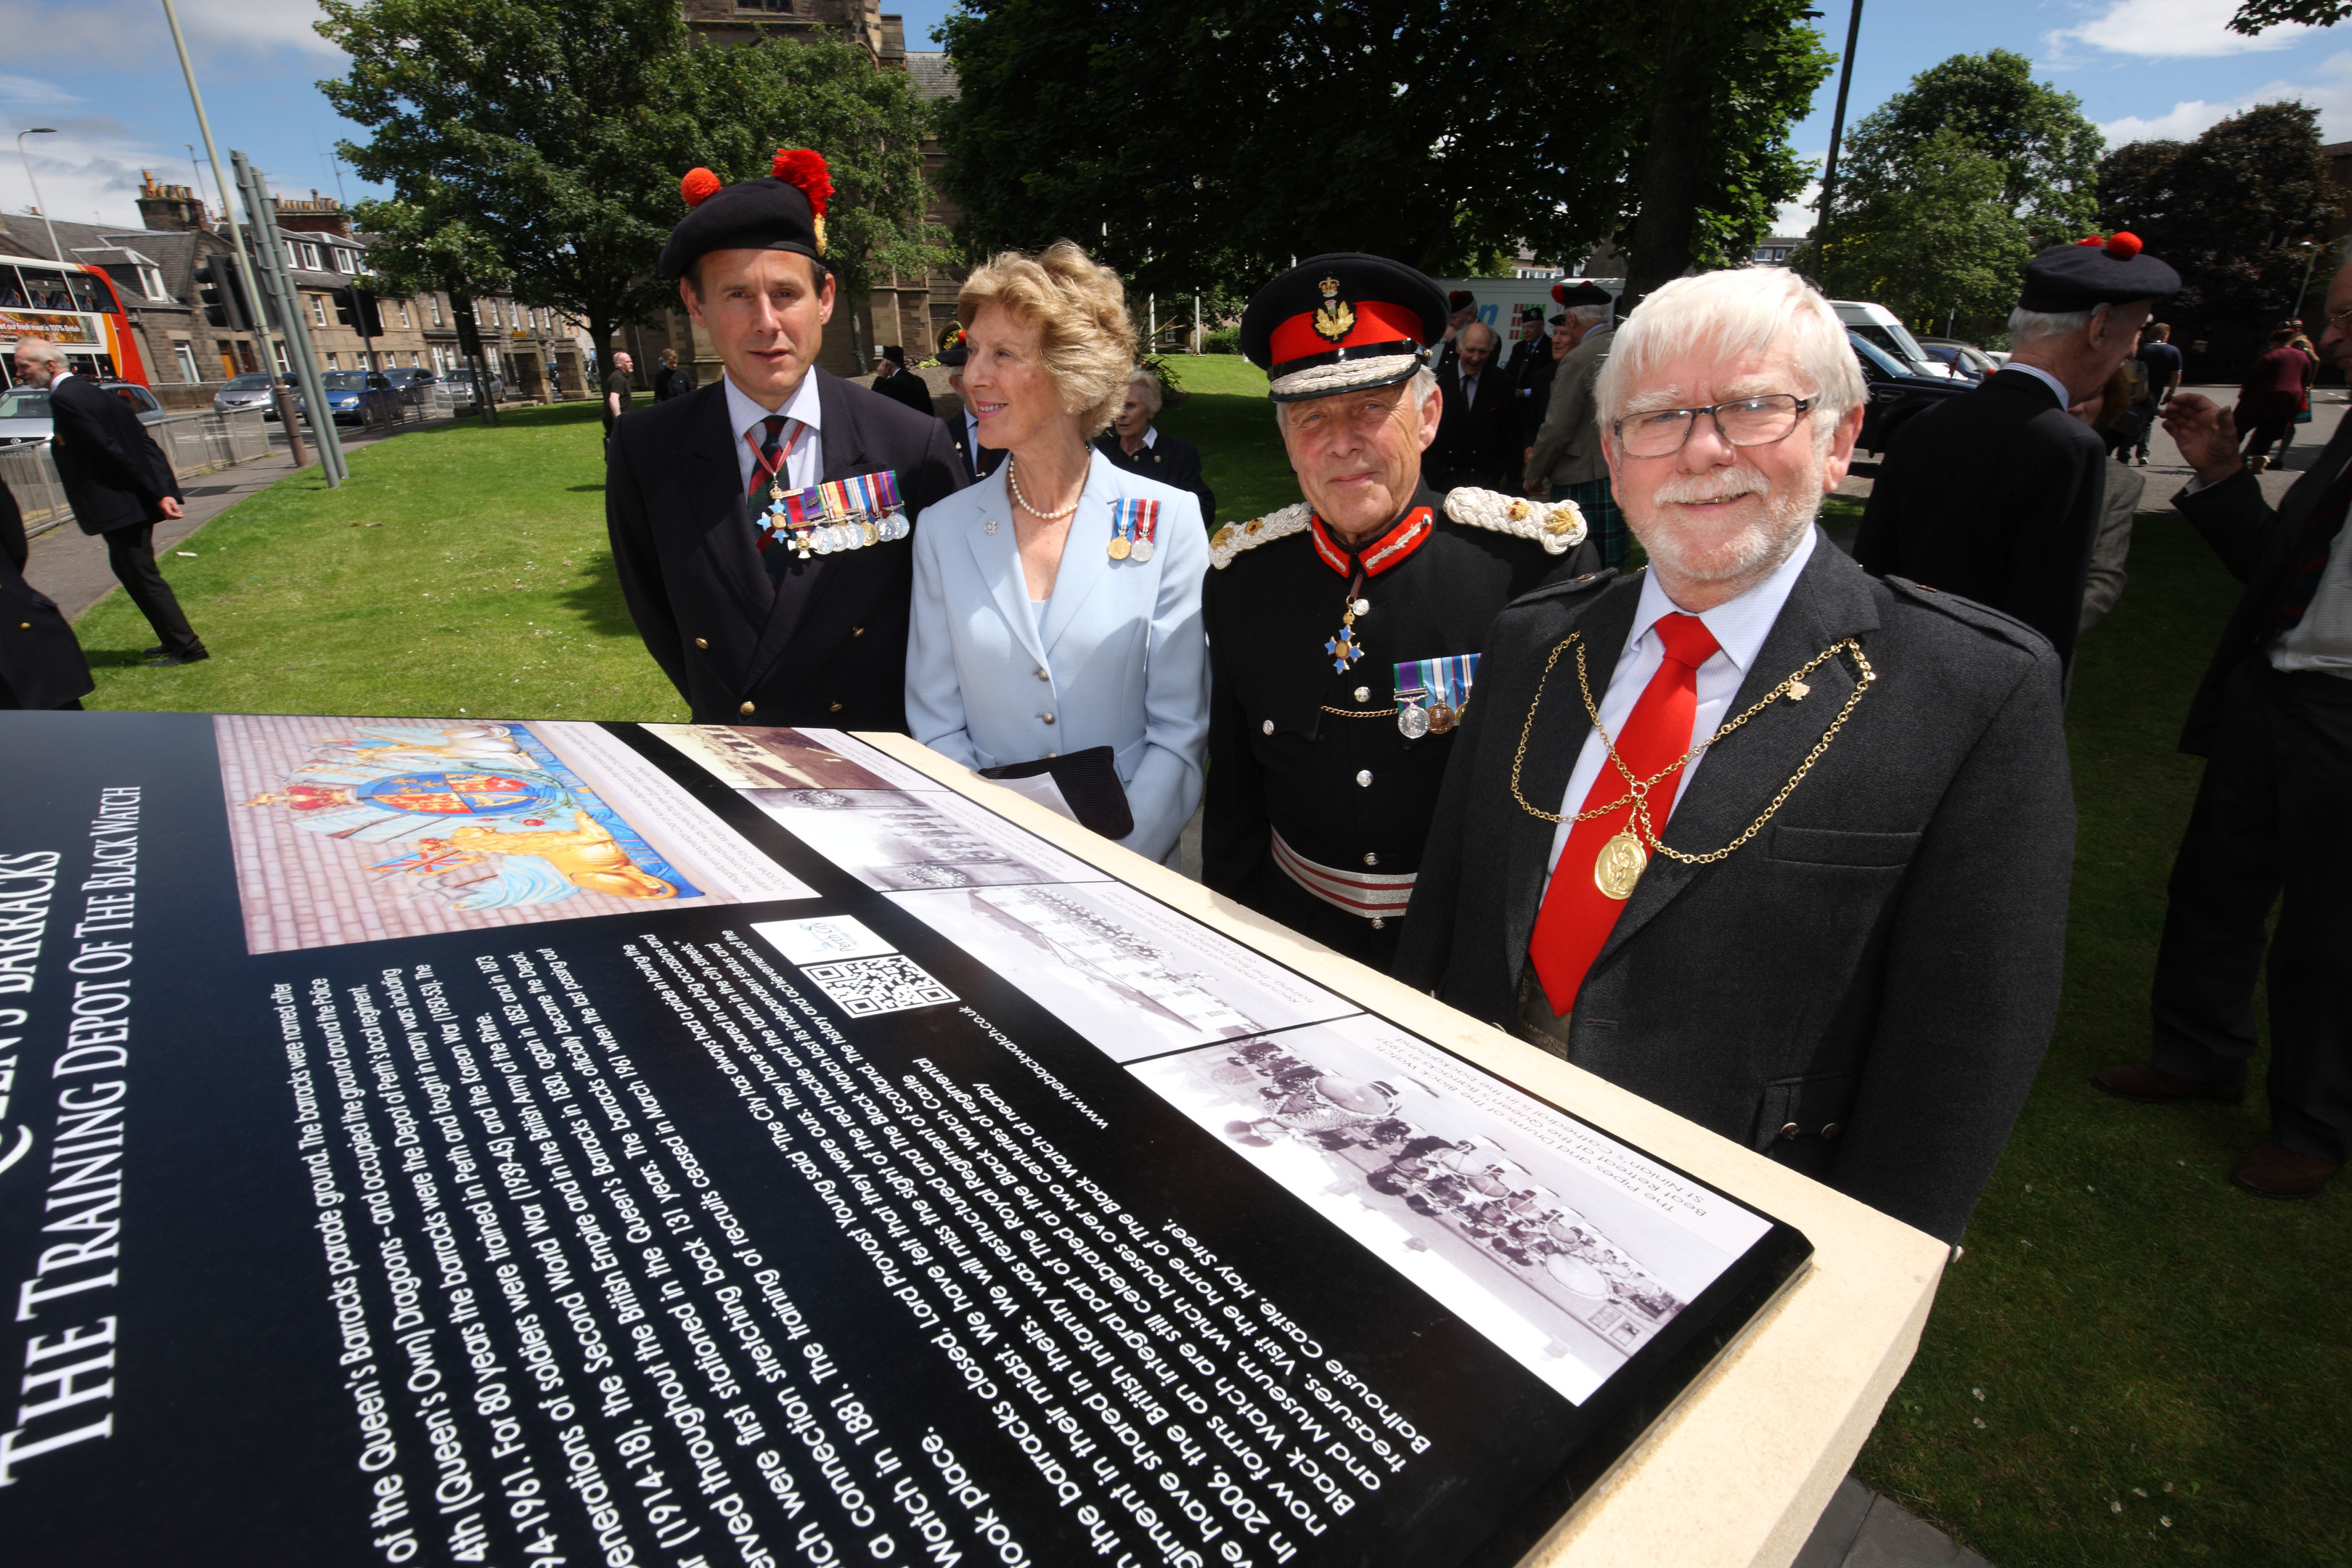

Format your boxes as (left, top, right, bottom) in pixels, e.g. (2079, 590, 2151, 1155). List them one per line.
(1593, 830, 1647, 901)
(1107, 534, 1132, 560)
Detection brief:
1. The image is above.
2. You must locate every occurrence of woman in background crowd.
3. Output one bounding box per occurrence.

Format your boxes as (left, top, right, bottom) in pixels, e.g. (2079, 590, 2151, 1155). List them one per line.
(1093, 367, 1216, 528)
(905, 242, 1209, 866)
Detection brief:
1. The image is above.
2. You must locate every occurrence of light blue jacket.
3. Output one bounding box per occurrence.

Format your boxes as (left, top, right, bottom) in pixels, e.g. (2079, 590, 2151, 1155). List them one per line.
(906, 451, 1209, 863)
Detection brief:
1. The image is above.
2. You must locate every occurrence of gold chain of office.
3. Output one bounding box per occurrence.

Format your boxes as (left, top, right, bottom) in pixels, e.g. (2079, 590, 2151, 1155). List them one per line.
(1507, 631, 1877, 866)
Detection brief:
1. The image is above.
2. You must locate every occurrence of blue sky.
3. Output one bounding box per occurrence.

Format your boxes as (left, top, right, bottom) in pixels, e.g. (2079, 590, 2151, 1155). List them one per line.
(3, 0, 2348, 243)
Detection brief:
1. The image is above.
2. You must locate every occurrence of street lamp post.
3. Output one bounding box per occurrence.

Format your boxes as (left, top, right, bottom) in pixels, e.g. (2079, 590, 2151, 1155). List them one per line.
(15, 128, 62, 264)
(2291, 240, 2322, 326)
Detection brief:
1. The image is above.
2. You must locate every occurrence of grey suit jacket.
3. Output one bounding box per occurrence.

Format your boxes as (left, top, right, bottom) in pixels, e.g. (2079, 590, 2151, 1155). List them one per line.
(1525, 324, 1612, 491)
(1394, 536, 2073, 1242)
(2170, 413, 2352, 754)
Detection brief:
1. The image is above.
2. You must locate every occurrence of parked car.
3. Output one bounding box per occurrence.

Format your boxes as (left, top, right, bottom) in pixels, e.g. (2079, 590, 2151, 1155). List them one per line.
(1916, 338, 1997, 381)
(1832, 300, 1964, 381)
(444, 367, 506, 408)
(380, 367, 440, 404)
(1850, 332, 1970, 454)
(0, 379, 169, 447)
(214, 371, 295, 419)
(296, 370, 401, 428)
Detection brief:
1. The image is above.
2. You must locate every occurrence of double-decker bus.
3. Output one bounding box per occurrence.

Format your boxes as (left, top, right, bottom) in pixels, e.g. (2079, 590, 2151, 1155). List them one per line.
(0, 251, 149, 391)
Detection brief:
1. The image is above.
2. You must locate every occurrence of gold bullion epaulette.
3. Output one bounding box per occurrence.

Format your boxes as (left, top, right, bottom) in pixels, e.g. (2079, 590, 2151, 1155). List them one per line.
(1209, 502, 1312, 569)
(1443, 488, 1588, 554)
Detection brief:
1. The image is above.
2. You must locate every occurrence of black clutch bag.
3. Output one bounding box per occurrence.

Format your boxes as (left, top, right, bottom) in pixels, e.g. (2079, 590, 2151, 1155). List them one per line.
(976, 745, 1134, 841)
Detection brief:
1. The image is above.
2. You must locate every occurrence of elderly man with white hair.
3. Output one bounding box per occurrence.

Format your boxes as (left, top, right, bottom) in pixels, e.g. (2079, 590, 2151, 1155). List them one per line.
(1396, 266, 2075, 1244)
(1856, 234, 2181, 680)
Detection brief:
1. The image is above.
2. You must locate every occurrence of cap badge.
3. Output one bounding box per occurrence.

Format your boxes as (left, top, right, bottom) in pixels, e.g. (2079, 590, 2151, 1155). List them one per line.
(1312, 276, 1357, 343)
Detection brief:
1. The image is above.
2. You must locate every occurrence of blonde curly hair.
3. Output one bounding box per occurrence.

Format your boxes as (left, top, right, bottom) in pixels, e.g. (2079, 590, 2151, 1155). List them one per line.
(957, 241, 1135, 439)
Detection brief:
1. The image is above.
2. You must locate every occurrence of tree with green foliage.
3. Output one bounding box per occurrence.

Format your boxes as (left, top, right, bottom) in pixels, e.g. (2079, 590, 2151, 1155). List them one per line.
(1794, 126, 2030, 330)
(319, 0, 946, 367)
(938, 0, 1826, 304)
(2098, 102, 2337, 327)
(1822, 50, 2104, 246)
(2230, 0, 2350, 30)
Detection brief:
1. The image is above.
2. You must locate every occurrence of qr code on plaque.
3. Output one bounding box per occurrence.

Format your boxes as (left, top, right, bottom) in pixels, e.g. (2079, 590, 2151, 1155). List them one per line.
(801, 954, 958, 1016)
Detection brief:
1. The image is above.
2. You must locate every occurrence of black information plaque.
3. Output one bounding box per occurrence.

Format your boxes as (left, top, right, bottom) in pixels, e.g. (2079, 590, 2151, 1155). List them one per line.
(0, 711, 1808, 1567)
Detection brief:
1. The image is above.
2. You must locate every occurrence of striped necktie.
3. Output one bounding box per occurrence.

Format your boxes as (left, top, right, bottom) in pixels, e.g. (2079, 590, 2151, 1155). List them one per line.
(748, 415, 803, 588)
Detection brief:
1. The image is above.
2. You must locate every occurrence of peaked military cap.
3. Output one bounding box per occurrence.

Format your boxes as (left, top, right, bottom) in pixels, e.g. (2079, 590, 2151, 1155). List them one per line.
(659, 149, 833, 280)
(1240, 253, 1449, 403)
(2017, 232, 2180, 313)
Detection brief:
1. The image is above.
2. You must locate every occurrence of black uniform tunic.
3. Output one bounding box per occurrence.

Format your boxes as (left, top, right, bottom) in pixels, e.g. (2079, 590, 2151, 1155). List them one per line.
(1202, 481, 1597, 970)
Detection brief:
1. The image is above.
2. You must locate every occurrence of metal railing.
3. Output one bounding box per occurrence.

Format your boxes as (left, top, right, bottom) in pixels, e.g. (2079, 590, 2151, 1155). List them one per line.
(360, 384, 457, 431)
(2, 408, 274, 538)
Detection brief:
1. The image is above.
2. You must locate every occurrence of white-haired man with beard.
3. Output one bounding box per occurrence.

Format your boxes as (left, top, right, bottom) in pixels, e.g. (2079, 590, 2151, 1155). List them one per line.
(1395, 267, 2075, 1245)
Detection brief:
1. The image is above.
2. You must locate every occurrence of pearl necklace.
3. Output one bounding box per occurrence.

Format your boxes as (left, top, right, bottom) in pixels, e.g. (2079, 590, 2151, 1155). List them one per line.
(1006, 454, 1082, 520)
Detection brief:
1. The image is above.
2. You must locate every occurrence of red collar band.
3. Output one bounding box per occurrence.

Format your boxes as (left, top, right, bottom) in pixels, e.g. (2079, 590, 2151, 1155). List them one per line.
(1309, 507, 1434, 580)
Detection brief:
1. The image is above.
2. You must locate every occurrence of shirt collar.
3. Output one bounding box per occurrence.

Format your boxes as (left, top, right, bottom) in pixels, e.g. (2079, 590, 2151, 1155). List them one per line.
(724, 369, 821, 439)
(2004, 361, 2072, 410)
(1140, 425, 1158, 449)
(1628, 526, 1818, 675)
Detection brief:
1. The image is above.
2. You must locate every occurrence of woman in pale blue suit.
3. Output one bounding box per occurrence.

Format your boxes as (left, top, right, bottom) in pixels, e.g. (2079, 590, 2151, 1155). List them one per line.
(906, 242, 1208, 865)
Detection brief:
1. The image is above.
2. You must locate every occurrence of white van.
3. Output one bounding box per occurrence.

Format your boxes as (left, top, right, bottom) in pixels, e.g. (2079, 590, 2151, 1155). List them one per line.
(1832, 301, 1962, 380)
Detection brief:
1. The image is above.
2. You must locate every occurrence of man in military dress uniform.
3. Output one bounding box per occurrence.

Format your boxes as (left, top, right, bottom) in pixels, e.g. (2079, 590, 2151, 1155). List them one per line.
(1203, 256, 1601, 972)
(607, 149, 965, 730)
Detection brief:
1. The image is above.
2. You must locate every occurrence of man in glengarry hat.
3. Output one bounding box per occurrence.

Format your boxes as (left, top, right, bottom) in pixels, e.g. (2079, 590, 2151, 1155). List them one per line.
(1856, 232, 2181, 680)
(1526, 282, 1625, 569)
(605, 149, 965, 731)
(1201, 255, 1601, 973)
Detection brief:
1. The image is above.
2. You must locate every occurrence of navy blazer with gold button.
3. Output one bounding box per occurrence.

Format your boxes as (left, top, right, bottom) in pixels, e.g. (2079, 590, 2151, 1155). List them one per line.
(605, 371, 965, 730)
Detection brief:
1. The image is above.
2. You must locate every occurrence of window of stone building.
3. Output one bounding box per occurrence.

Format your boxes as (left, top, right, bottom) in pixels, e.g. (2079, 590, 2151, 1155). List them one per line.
(397, 300, 412, 328)
(309, 293, 327, 326)
(429, 295, 444, 327)
(327, 353, 340, 369)
(272, 339, 290, 374)
(173, 343, 200, 383)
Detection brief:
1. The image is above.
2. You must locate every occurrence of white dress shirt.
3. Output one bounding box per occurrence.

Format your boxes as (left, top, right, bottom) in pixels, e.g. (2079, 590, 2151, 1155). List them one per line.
(724, 370, 823, 497)
(2271, 510, 2352, 674)
(1542, 530, 1818, 897)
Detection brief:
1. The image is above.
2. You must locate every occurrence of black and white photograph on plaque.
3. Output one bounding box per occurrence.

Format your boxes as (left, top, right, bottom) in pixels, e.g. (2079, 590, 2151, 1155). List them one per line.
(882, 880, 1357, 1061)
(1130, 1014, 1776, 1403)
(743, 785, 1112, 891)
(645, 722, 903, 792)
(751, 913, 899, 965)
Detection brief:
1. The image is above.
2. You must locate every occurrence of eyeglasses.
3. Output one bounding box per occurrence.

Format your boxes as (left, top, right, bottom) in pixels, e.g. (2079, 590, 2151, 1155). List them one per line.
(1613, 393, 1814, 458)
(2325, 303, 2352, 332)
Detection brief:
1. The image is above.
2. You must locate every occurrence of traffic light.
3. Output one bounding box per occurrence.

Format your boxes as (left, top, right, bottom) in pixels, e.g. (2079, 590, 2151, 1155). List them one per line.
(193, 256, 251, 330)
(331, 286, 385, 338)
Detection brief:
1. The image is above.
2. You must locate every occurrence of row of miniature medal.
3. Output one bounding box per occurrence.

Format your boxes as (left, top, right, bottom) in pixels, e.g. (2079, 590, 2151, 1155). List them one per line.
(1396, 654, 1477, 739)
(1108, 498, 1160, 562)
(762, 470, 912, 559)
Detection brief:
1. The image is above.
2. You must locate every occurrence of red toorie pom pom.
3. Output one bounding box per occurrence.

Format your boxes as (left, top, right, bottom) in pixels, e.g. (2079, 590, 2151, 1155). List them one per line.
(770, 149, 833, 216)
(679, 168, 722, 208)
(1550, 282, 1567, 304)
(2105, 231, 2144, 259)
(2075, 234, 2105, 247)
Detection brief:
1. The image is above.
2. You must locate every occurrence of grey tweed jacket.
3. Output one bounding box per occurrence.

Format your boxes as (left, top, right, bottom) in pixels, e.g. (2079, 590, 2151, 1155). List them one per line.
(1393, 534, 2074, 1243)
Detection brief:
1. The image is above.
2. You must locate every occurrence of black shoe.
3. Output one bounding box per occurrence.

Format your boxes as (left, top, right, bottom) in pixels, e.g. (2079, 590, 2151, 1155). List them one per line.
(146, 647, 210, 667)
(143, 645, 166, 656)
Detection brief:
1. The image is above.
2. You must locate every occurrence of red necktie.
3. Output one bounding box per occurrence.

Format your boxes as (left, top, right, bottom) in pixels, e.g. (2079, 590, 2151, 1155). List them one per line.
(1526, 613, 1722, 1015)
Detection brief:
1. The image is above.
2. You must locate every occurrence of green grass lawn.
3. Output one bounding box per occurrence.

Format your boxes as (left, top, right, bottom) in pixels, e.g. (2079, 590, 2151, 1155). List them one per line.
(79, 401, 688, 722)
(73, 391, 2348, 1566)
(1853, 510, 2350, 1568)
(1159, 354, 1297, 526)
